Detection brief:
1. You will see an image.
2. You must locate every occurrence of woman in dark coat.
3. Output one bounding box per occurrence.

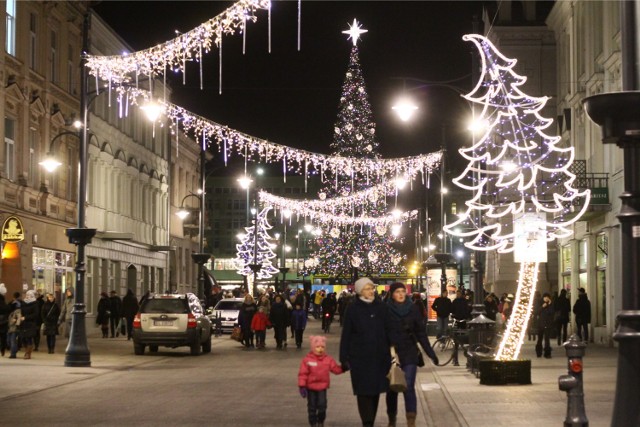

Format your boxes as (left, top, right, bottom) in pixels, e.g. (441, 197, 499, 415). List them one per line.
(121, 289, 139, 340)
(536, 293, 555, 358)
(96, 292, 111, 338)
(385, 283, 438, 427)
(41, 293, 61, 353)
(19, 290, 39, 359)
(554, 289, 571, 345)
(573, 288, 591, 342)
(269, 294, 288, 349)
(238, 294, 257, 348)
(340, 278, 390, 427)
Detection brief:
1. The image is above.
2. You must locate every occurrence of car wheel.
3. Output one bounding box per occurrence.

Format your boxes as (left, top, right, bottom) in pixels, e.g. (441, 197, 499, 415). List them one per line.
(134, 342, 145, 355)
(202, 335, 212, 353)
(149, 345, 158, 353)
(190, 337, 201, 356)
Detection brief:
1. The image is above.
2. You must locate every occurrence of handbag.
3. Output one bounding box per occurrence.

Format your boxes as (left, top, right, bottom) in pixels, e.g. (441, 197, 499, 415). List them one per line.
(387, 347, 407, 393)
(230, 326, 242, 342)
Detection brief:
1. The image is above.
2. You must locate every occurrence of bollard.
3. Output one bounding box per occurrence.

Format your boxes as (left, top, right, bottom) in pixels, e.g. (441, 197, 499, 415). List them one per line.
(558, 334, 588, 427)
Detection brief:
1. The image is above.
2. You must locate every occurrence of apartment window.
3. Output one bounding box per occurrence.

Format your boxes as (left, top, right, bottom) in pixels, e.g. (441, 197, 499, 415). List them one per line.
(561, 244, 572, 291)
(4, 118, 16, 181)
(66, 147, 74, 200)
(29, 14, 37, 69)
(578, 239, 588, 290)
(451, 202, 457, 216)
(67, 44, 75, 94)
(50, 30, 58, 83)
(595, 233, 607, 326)
(29, 128, 38, 187)
(5, 0, 16, 55)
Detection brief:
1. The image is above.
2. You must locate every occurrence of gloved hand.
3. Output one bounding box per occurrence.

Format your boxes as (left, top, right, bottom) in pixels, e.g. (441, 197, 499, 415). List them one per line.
(299, 387, 307, 398)
(432, 355, 439, 366)
(340, 362, 350, 372)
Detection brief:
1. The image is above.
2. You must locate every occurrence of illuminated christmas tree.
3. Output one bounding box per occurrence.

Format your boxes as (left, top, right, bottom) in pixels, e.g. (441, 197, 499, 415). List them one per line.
(445, 35, 590, 360)
(308, 20, 405, 279)
(236, 207, 279, 279)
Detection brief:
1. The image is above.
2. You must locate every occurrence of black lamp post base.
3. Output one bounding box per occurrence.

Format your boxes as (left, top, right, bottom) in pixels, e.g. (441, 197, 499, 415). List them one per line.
(611, 310, 640, 426)
(64, 303, 91, 367)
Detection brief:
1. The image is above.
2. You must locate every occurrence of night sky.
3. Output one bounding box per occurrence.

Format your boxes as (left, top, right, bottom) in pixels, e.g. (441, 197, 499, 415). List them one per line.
(92, 0, 486, 168)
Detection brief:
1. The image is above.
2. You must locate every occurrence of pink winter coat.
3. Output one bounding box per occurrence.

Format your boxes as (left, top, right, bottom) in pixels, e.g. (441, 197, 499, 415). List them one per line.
(298, 352, 343, 391)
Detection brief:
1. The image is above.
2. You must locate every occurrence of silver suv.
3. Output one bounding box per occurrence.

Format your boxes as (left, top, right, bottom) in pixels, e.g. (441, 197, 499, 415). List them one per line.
(132, 293, 212, 356)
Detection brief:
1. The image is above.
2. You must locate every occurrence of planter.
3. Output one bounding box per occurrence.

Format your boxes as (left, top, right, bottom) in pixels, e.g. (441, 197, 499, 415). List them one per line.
(479, 359, 531, 385)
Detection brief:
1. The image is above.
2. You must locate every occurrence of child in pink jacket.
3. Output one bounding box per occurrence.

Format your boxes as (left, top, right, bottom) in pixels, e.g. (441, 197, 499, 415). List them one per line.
(298, 335, 343, 427)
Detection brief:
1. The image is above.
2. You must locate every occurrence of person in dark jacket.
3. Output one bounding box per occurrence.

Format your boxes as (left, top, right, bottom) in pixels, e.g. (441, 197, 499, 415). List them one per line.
(339, 277, 390, 427)
(19, 290, 39, 359)
(536, 293, 555, 358)
(528, 291, 542, 341)
(451, 290, 470, 324)
(290, 302, 308, 349)
(96, 292, 111, 338)
(431, 290, 452, 338)
(0, 283, 10, 356)
(269, 294, 289, 349)
(41, 293, 61, 354)
(109, 290, 122, 338)
(238, 294, 257, 348)
(554, 289, 571, 345)
(121, 289, 139, 340)
(386, 282, 438, 427)
(573, 288, 591, 342)
(321, 293, 337, 331)
(483, 293, 499, 321)
(33, 290, 44, 351)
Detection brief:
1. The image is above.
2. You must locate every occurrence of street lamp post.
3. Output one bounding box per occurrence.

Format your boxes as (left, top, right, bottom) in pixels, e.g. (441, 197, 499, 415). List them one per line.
(583, 2, 640, 423)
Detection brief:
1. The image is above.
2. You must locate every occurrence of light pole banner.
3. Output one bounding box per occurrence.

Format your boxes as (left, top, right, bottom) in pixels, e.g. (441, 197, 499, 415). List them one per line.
(426, 267, 458, 320)
(513, 212, 548, 263)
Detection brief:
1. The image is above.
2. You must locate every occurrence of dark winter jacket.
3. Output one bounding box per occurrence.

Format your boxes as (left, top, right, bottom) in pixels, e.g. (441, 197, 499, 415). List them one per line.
(386, 300, 436, 367)
(96, 295, 111, 325)
(321, 294, 337, 316)
(109, 295, 123, 319)
(291, 308, 307, 330)
(573, 294, 591, 324)
(121, 290, 139, 319)
(41, 300, 61, 336)
(339, 297, 391, 395)
(537, 301, 555, 331)
(238, 302, 257, 330)
(431, 296, 452, 318)
(554, 294, 571, 323)
(19, 300, 39, 339)
(451, 296, 471, 321)
(269, 301, 289, 328)
(0, 295, 9, 334)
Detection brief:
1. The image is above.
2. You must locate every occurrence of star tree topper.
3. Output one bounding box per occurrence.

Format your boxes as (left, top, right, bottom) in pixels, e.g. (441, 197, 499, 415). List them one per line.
(342, 18, 368, 46)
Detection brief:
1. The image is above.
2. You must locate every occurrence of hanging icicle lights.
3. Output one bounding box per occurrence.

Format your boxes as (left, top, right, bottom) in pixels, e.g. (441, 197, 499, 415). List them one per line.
(85, 0, 270, 86)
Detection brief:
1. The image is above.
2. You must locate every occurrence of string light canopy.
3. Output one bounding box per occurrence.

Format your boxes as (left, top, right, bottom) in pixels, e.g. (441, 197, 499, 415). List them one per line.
(444, 34, 591, 361)
(85, 0, 271, 91)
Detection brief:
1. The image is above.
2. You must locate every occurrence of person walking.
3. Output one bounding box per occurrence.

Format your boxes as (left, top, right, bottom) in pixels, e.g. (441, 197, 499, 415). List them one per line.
(298, 335, 344, 427)
(385, 282, 439, 427)
(109, 290, 122, 338)
(431, 290, 452, 339)
(321, 293, 337, 332)
(270, 294, 289, 349)
(536, 293, 555, 359)
(121, 289, 139, 340)
(57, 287, 74, 338)
(291, 302, 308, 349)
(554, 289, 571, 345)
(339, 278, 390, 427)
(33, 290, 44, 351)
(7, 302, 21, 359)
(251, 306, 271, 349)
(41, 293, 61, 354)
(19, 290, 39, 359)
(238, 294, 257, 348)
(573, 288, 591, 343)
(451, 289, 471, 324)
(0, 284, 9, 357)
(96, 292, 111, 338)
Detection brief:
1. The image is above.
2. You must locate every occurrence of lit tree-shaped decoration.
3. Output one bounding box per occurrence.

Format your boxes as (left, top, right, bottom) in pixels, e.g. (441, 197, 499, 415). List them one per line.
(444, 34, 590, 361)
(308, 20, 405, 279)
(236, 207, 280, 280)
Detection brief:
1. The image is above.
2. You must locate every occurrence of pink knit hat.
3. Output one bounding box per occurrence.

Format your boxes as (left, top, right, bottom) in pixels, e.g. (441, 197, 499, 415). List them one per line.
(309, 335, 326, 348)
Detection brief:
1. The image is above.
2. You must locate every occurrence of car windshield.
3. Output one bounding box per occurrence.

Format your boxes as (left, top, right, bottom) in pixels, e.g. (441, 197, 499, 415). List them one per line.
(142, 299, 188, 314)
(215, 301, 243, 311)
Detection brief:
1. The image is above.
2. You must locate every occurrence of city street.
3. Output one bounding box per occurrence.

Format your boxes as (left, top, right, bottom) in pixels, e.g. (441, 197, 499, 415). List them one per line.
(0, 319, 616, 426)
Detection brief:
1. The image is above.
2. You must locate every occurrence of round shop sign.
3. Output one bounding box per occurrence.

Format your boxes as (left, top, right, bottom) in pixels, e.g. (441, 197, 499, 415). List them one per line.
(1, 216, 25, 242)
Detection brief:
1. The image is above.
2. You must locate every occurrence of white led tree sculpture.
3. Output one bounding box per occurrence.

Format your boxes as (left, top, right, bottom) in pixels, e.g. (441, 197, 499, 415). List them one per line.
(444, 34, 590, 361)
(236, 207, 279, 280)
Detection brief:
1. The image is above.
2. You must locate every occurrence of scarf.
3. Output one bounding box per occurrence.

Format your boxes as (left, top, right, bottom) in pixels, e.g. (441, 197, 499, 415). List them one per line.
(388, 298, 413, 318)
(359, 296, 374, 304)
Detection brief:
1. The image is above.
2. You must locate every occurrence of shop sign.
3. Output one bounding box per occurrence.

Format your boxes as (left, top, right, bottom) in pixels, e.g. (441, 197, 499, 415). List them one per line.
(1, 216, 25, 242)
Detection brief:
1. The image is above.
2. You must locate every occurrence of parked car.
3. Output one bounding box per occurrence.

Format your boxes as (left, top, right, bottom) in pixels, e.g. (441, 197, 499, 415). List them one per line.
(132, 293, 211, 356)
(207, 298, 244, 333)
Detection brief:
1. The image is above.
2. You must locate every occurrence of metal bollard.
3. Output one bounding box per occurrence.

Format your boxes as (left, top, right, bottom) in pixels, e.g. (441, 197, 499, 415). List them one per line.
(558, 334, 588, 427)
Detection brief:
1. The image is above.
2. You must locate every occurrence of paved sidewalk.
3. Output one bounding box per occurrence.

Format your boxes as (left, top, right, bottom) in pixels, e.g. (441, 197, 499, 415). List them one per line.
(0, 324, 617, 426)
